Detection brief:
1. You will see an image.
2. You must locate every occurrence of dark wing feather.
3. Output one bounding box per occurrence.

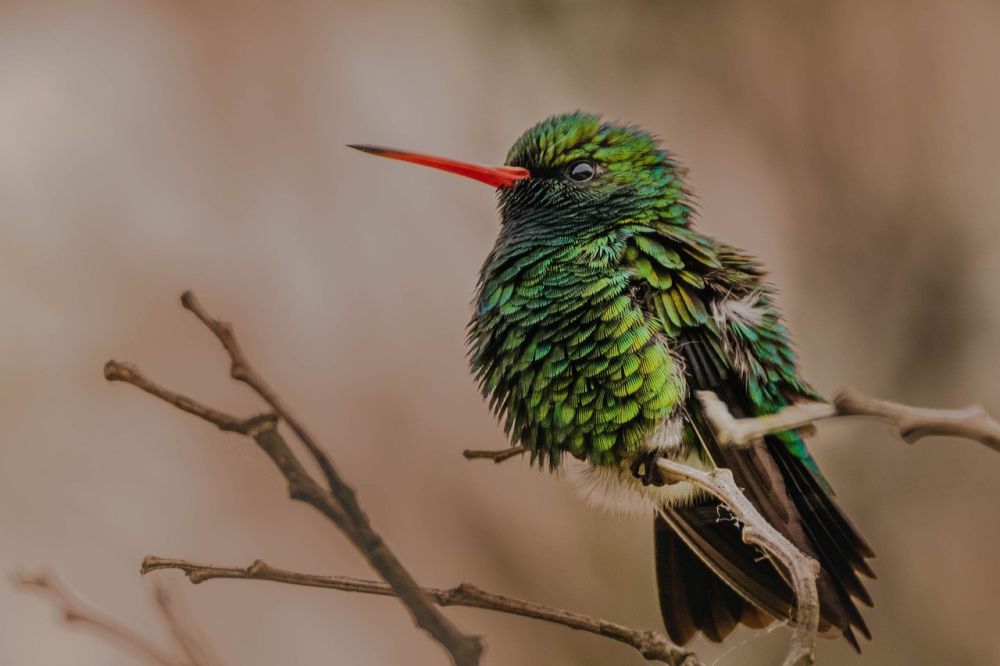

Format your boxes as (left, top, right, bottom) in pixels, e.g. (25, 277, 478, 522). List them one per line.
(654, 513, 773, 646)
(627, 230, 875, 647)
(651, 314, 874, 649)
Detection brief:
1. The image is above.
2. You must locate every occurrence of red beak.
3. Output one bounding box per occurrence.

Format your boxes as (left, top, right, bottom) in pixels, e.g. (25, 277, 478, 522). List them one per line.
(348, 144, 530, 189)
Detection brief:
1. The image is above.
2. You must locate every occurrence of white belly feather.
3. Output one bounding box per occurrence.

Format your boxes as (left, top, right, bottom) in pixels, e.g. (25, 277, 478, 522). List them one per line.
(565, 416, 712, 517)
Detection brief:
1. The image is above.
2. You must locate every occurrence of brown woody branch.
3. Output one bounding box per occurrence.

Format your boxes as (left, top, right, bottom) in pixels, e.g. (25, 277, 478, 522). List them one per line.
(141, 556, 702, 665)
(462, 387, 1000, 666)
(464, 446, 821, 665)
(462, 445, 527, 463)
(105, 291, 483, 666)
(696, 387, 1000, 451)
(13, 571, 191, 666)
(656, 461, 820, 666)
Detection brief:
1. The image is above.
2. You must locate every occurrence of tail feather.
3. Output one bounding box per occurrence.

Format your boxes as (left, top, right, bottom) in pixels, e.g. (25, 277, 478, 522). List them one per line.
(768, 439, 876, 627)
(654, 515, 773, 645)
(657, 295, 875, 648)
(656, 392, 876, 648)
(656, 521, 701, 646)
(770, 438, 876, 580)
(701, 577, 741, 642)
(653, 436, 875, 649)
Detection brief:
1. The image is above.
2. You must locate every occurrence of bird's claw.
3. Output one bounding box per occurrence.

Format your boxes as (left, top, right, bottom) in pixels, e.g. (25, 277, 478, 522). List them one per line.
(630, 451, 667, 487)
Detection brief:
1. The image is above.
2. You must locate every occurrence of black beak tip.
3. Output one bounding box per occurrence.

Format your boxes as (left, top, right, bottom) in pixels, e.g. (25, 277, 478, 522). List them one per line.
(347, 144, 385, 155)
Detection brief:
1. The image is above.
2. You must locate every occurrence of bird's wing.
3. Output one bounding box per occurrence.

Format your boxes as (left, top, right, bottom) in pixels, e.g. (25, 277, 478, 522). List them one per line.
(627, 227, 875, 648)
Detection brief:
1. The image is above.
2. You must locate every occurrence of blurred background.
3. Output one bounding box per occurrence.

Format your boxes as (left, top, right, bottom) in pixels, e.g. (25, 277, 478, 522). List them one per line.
(1, 1, 999, 664)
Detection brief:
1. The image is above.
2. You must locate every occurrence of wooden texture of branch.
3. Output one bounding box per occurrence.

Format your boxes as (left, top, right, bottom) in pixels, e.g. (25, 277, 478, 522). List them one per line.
(656, 461, 820, 666)
(462, 445, 527, 463)
(834, 387, 1000, 450)
(105, 291, 483, 666)
(109, 294, 997, 666)
(697, 387, 1000, 451)
(467, 386, 1000, 665)
(141, 556, 703, 666)
(463, 447, 820, 665)
(13, 571, 190, 666)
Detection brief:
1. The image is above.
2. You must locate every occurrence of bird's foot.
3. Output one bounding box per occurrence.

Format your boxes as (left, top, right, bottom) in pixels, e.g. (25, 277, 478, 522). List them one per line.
(629, 451, 667, 487)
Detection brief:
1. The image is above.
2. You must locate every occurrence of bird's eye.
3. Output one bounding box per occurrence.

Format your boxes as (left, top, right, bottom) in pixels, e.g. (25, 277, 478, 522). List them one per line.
(566, 160, 596, 183)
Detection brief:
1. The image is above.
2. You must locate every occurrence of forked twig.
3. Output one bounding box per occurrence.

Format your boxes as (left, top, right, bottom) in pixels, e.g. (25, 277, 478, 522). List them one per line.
(106, 291, 483, 666)
(656, 461, 820, 666)
(696, 388, 1000, 451)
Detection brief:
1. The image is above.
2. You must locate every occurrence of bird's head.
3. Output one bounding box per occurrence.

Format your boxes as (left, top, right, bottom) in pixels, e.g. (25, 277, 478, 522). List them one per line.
(350, 112, 690, 239)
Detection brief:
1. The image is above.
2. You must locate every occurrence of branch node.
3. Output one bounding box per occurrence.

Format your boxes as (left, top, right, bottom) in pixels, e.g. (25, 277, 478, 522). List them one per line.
(142, 556, 699, 665)
(705, 386, 999, 453)
(104, 360, 139, 382)
(115, 291, 485, 665)
(241, 413, 278, 437)
(657, 458, 820, 666)
(453, 582, 480, 598)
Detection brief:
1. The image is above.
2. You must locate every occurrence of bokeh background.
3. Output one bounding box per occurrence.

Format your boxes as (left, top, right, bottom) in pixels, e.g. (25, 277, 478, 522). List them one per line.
(2, 1, 999, 664)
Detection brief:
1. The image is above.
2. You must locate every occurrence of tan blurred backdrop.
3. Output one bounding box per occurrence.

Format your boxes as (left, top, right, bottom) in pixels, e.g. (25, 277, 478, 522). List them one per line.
(1, 1, 999, 664)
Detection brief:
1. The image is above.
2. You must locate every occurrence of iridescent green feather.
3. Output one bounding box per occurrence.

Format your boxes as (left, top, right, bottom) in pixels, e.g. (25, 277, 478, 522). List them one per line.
(470, 112, 824, 481)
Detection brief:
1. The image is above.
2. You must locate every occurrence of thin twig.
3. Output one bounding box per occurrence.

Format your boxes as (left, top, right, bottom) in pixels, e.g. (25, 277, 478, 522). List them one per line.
(695, 391, 835, 447)
(179, 291, 342, 490)
(152, 581, 226, 666)
(107, 292, 484, 666)
(462, 446, 527, 463)
(834, 387, 1000, 450)
(656, 461, 820, 666)
(102, 361, 277, 436)
(696, 388, 1000, 451)
(141, 556, 703, 666)
(13, 571, 184, 666)
(468, 388, 1000, 666)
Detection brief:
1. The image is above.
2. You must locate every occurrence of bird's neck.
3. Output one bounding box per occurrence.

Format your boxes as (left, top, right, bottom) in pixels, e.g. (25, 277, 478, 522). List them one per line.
(474, 231, 628, 323)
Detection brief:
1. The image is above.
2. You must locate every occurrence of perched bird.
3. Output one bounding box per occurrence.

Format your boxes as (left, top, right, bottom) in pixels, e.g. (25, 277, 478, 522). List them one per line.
(350, 112, 875, 649)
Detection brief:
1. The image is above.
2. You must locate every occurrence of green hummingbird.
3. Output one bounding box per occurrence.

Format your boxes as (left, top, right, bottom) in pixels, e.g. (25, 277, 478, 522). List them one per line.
(350, 112, 874, 650)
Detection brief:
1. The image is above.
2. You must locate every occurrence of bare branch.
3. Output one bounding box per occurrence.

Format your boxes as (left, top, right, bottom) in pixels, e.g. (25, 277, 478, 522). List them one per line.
(656, 460, 820, 666)
(141, 556, 703, 666)
(695, 391, 835, 447)
(106, 292, 484, 665)
(13, 571, 184, 666)
(689, 385, 1000, 662)
(462, 446, 527, 463)
(696, 388, 1000, 452)
(103, 361, 277, 436)
(834, 386, 1000, 450)
(465, 390, 999, 666)
(152, 581, 226, 666)
(179, 291, 343, 490)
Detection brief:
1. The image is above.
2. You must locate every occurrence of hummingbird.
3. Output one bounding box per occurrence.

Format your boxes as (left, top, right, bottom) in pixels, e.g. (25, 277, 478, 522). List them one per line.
(350, 112, 874, 650)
